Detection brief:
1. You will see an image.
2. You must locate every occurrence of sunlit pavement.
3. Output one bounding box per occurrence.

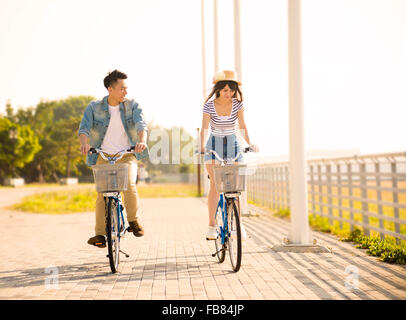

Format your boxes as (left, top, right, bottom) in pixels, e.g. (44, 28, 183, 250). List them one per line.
(0, 187, 405, 300)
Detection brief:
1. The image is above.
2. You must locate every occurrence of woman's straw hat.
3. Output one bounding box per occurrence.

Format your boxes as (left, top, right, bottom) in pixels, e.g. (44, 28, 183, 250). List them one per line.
(212, 70, 241, 85)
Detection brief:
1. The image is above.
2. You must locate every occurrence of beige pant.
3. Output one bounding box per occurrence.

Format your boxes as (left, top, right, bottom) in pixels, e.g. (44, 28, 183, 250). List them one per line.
(94, 154, 139, 236)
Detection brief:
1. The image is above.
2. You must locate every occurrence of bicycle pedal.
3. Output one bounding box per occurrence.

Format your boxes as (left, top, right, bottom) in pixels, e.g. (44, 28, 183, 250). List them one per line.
(94, 243, 106, 248)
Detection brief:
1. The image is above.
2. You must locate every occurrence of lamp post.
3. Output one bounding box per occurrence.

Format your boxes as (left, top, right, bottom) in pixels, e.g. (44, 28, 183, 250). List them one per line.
(213, 0, 219, 72)
(287, 0, 312, 245)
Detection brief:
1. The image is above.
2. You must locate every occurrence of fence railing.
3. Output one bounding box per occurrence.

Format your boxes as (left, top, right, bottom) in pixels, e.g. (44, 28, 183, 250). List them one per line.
(246, 152, 406, 243)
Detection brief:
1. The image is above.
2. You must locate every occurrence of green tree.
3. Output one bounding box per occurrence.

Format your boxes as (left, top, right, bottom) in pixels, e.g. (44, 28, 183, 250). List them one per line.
(51, 116, 83, 178)
(16, 96, 94, 182)
(0, 117, 42, 180)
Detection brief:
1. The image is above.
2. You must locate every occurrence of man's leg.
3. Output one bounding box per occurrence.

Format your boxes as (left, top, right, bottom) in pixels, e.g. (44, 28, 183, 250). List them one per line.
(120, 155, 143, 236)
(95, 155, 107, 236)
(88, 156, 107, 247)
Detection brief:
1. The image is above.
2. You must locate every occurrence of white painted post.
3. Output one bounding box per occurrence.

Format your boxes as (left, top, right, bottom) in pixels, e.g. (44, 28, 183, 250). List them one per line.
(201, 0, 207, 102)
(233, 0, 242, 80)
(201, 0, 209, 197)
(213, 0, 219, 72)
(287, 0, 312, 244)
(233, 0, 249, 215)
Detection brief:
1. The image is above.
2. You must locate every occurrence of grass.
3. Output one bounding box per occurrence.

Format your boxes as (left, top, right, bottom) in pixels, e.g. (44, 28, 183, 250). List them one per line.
(13, 189, 97, 214)
(12, 183, 199, 214)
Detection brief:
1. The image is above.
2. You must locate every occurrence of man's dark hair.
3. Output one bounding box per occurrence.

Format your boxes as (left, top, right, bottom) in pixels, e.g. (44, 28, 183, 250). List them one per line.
(103, 70, 128, 89)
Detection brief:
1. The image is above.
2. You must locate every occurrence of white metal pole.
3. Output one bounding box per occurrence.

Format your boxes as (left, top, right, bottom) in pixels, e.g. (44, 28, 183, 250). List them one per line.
(287, 0, 312, 244)
(201, 0, 208, 196)
(233, 0, 242, 80)
(213, 0, 219, 72)
(233, 0, 248, 215)
(201, 0, 207, 100)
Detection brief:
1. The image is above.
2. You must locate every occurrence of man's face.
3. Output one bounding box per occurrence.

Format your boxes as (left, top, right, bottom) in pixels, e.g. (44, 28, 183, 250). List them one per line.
(108, 79, 128, 102)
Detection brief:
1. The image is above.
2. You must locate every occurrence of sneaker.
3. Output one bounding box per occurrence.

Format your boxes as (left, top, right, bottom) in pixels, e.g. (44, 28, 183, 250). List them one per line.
(87, 235, 106, 248)
(128, 218, 144, 237)
(206, 226, 218, 240)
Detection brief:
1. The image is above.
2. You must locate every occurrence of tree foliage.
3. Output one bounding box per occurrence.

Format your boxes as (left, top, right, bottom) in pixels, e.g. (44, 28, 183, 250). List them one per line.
(4, 96, 94, 182)
(1, 96, 195, 183)
(0, 117, 41, 180)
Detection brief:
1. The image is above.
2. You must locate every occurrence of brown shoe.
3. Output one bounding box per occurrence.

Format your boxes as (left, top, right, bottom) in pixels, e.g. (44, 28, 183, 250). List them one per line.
(128, 219, 144, 237)
(87, 235, 106, 248)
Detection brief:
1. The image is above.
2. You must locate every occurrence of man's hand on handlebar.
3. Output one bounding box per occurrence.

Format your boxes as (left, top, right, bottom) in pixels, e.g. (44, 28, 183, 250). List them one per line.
(81, 143, 90, 155)
(134, 142, 147, 154)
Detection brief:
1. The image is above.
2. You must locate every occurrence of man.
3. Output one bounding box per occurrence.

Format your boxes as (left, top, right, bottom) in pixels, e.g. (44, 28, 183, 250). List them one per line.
(78, 70, 148, 248)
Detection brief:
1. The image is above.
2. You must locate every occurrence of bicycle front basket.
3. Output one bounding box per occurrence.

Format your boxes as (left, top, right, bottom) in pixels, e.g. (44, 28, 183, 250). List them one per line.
(213, 164, 247, 193)
(91, 163, 129, 192)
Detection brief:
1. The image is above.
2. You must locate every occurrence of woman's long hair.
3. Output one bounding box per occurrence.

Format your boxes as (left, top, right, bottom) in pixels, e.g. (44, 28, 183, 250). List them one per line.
(205, 81, 243, 103)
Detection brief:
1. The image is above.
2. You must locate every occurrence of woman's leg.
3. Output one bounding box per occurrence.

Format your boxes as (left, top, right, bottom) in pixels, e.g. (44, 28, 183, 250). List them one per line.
(205, 161, 220, 227)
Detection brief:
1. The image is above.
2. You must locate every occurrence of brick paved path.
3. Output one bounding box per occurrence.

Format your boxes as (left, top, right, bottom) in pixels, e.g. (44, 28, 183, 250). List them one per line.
(0, 186, 405, 300)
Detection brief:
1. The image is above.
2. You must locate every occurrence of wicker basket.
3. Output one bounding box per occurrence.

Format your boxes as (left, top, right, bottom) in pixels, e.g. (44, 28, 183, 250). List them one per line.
(92, 163, 128, 192)
(213, 164, 247, 193)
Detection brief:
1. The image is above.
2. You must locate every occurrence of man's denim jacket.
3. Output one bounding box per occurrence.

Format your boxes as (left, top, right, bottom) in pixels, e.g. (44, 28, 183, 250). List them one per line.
(78, 96, 149, 166)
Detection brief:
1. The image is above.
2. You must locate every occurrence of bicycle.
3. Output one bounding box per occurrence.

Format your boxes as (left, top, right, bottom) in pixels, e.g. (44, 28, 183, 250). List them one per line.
(201, 147, 253, 272)
(89, 146, 138, 273)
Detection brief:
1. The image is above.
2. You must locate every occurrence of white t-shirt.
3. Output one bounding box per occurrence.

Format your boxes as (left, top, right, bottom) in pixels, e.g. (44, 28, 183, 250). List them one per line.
(100, 105, 131, 154)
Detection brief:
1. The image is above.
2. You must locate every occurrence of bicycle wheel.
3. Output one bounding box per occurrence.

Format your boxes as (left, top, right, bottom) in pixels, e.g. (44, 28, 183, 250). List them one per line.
(105, 197, 120, 273)
(214, 205, 226, 263)
(227, 198, 242, 272)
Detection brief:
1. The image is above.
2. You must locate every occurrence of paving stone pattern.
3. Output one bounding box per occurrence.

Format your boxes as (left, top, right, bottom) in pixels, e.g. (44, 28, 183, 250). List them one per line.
(0, 187, 405, 300)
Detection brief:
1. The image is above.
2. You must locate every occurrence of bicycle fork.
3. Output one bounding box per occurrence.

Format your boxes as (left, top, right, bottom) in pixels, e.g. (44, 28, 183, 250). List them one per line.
(212, 195, 229, 257)
(105, 196, 131, 259)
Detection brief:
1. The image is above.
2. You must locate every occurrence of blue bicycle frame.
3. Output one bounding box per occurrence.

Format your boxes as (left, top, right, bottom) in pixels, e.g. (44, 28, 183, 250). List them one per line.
(111, 195, 126, 241)
(216, 193, 228, 245)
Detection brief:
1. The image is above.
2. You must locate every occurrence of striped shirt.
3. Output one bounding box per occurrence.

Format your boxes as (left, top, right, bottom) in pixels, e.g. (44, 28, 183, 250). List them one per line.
(203, 98, 243, 137)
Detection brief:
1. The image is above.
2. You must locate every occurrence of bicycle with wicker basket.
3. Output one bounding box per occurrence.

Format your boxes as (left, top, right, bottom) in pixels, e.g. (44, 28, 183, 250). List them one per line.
(89, 146, 137, 273)
(203, 147, 253, 272)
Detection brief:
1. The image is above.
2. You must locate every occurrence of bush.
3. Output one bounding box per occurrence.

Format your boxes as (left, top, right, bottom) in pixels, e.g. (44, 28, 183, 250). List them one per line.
(342, 229, 406, 265)
(380, 247, 406, 264)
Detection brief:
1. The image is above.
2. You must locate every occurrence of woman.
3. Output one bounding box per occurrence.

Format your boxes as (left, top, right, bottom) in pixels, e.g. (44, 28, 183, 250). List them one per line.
(199, 70, 258, 240)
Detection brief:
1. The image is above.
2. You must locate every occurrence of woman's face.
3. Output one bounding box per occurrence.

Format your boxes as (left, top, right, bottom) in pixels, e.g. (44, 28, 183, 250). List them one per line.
(218, 84, 235, 100)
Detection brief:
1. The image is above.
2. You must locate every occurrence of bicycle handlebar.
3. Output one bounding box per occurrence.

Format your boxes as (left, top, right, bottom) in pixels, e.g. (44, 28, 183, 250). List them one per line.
(197, 146, 255, 164)
(89, 146, 136, 155)
(89, 146, 137, 163)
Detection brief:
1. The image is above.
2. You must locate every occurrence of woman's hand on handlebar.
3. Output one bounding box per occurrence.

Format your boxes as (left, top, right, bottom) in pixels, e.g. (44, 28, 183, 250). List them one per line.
(248, 144, 259, 152)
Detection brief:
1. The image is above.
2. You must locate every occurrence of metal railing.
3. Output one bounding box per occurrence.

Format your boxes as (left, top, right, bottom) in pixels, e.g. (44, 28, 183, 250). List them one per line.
(246, 152, 406, 242)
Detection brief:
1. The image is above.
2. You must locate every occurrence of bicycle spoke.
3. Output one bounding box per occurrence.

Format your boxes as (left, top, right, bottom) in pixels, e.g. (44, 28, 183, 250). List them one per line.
(214, 202, 226, 263)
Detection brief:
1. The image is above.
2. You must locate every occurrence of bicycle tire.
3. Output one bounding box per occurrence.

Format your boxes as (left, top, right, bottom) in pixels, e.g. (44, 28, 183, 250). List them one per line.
(227, 198, 242, 272)
(105, 197, 120, 273)
(214, 205, 226, 263)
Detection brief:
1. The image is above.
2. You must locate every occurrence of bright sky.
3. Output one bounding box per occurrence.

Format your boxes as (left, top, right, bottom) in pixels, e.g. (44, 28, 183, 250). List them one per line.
(0, 0, 405, 158)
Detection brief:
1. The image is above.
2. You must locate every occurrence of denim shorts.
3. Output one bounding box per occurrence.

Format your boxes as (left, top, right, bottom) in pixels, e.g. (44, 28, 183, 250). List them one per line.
(204, 134, 244, 163)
